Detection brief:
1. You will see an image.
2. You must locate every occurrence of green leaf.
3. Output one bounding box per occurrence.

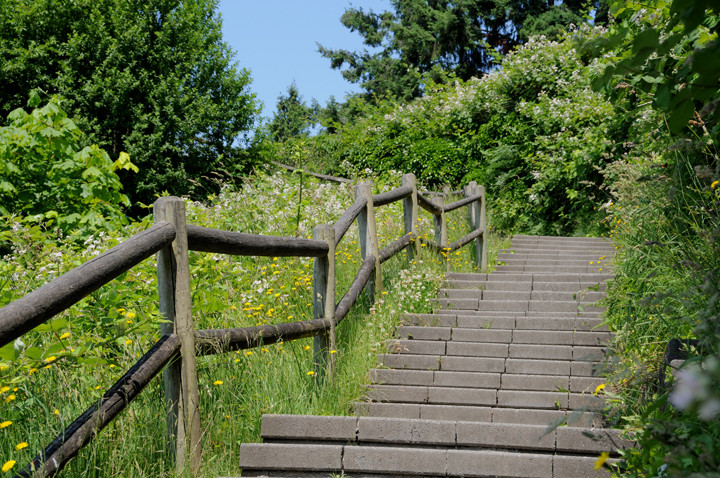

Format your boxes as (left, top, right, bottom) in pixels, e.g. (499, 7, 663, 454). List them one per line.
(667, 99, 695, 134)
(0, 342, 18, 362)
(24, 346, 43, 361)
(632, 29, 660, 54)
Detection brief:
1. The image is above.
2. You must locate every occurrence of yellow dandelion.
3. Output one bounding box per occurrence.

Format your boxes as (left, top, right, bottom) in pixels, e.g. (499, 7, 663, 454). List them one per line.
(330, 350, 337, 354)
(125, 311, 136, 319)
(45, 356, 57, 363)
(244, 351, 252, 356)
(0, 386, 9, 394)
(304, 345, 311, 351)
(5, 394, 16, 403)
(0, 420, 11, 428)
(712, 180, 719, 189)
(594, 451, 610, 470)
(53, 409, 60, 415)
(16, 442, 28, 450)
(125, 339, 132, 345)
(306, 371, 316, 376)
(594, 383, 606, 394)
(213, 380, 223, 386)
(59, 332, 71, 340)
(2, 460, 16, 472)
(28, 368, 38, 375)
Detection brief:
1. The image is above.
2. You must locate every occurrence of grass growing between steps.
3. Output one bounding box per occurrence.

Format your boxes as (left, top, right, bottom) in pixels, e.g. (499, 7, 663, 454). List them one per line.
(0, 170, 505, 477)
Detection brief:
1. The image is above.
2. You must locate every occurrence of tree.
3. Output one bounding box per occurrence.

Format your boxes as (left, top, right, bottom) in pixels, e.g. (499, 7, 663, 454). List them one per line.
(0, 0, 258, 208)
(268, 84, 318, 141)
(318, 0, 608, 102)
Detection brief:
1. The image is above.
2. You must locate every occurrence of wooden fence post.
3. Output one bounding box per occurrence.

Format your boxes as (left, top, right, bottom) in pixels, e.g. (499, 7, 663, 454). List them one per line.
(433, 191, 448, 268)
(402, 173, 420, 261)
(464, 181, 482, 270)
(478, 185, 488, 273)
(154, 197, 202, 474)
(356, 181, 382, 303)
(312, 224, 336, 380)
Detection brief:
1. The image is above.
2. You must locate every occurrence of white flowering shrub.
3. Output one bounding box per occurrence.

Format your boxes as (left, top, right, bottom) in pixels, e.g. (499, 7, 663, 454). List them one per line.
(300, 28, 624, 235)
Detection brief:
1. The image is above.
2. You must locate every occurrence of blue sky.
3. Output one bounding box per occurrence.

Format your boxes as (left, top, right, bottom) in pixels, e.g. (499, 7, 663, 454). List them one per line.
(218, 1, 391, 120)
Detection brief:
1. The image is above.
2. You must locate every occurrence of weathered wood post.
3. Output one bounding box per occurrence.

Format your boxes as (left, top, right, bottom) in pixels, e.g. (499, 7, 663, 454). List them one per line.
(433, 190, 448, 268)
(464, 181, 482, 270)
(402, 173, 420, 262)
(478, 184, 488, 273)
(312, 224, 336, 380)
(356, 181, 382, 303)
(154, 196, 202, 474)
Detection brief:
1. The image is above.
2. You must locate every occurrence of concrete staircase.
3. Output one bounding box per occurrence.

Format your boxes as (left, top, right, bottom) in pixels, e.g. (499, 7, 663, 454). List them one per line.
(237, 235, 632, 477)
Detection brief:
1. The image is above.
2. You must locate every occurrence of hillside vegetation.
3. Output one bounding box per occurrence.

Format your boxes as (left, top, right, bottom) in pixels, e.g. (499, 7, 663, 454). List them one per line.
(1, 0, 719, 476)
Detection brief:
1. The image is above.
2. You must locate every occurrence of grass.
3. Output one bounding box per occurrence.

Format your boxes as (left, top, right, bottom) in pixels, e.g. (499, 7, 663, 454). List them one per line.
(0, 170, 505, 477)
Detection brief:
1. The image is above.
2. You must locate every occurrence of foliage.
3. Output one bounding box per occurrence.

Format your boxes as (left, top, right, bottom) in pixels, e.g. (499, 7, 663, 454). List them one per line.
(0, 0, 258, 208)
(318, 0, 606, 102)
(580, 0, 720, 136)
(301, 30, 623, 235)
(268, 83, 319, 142)
(0, 96, 134, 239)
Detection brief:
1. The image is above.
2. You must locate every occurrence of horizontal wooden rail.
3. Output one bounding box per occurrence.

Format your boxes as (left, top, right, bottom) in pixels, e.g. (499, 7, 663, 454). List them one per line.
(333, 196, 367, 247)
(372, 184, 413, 207)
(420, 238, 445, 252)
(417, 193, 443, 215)
(334, 255, 376, 323)
(449, 227, 486, 252)
(19, 334, 182, 478)
(379, 233, 414, 263)
(0, 222, 176, 349)
(443, 193, 483, 213)
(194, 319, 333, 356)
(186, 225, 328, 257)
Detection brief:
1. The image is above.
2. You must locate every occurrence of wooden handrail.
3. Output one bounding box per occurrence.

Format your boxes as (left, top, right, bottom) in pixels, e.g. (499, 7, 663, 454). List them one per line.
(333, 196, 367, 247)
(443, 192, 483, 213)
(187, 225, 329, 257)
(372, 184, 413, 207)
(3, 170, 488, 477)
(0, 222, 176, 349)
(417, 192, 443, 215)
(194, 319, 334, 356)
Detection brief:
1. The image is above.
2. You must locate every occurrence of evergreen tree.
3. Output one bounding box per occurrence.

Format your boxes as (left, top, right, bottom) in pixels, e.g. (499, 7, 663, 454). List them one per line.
(319, 0, 608, 102)
(268, 84, 318, 141)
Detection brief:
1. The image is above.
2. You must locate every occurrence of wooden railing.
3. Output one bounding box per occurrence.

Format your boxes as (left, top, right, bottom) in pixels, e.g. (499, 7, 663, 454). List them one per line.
(0, 172, 487, 477)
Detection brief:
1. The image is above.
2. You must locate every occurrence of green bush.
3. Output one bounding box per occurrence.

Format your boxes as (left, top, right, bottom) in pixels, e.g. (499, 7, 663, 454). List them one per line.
(0, 95, 135, 239)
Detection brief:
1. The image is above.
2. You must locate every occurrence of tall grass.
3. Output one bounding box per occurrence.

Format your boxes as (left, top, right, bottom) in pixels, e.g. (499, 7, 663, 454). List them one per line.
(600, 149, 720, 475)
(0, 170, 502, 477)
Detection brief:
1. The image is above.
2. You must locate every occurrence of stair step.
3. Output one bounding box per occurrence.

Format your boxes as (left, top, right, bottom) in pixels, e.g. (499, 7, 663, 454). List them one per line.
(437, 289, 607, 302)
(257, 415, 633, 454)
(435, 298, 607, 313)
(369, 369, 605, 394)
(239, 443, 620, 477)
(365, 384, 605, 411)
(355, 402, 602, 426)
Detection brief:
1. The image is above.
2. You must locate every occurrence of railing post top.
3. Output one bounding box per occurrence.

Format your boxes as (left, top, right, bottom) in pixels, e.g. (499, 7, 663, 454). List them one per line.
(402, 173, 416, 185)
(468, 181, 477, 188)
(153, 196, 184, 209)
(313, 223, 335, 241)
(355, 181, 373, 198)
(478, 185, 485, 195)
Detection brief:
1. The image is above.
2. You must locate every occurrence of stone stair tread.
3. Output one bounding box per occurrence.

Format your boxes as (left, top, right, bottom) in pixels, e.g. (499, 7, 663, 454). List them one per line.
(257, 414, 633, 454)
(240, 443, 620, 477)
